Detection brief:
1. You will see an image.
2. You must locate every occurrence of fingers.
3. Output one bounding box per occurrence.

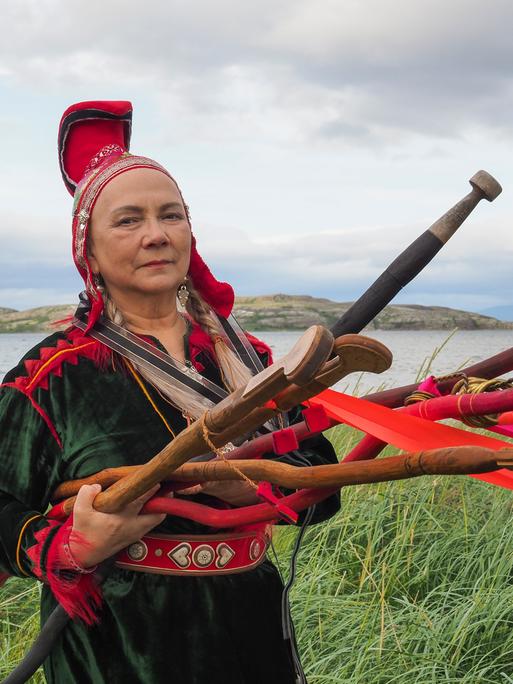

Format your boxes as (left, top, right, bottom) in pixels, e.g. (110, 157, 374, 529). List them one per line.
(139, 513, 167, 529)
(73, 483, 102, 514)
(176, 484, 204, 496)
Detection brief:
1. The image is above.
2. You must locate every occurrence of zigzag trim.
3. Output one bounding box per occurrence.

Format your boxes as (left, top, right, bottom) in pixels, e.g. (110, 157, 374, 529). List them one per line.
(3, 328, 111, 396)
(0, 328, 112, 449)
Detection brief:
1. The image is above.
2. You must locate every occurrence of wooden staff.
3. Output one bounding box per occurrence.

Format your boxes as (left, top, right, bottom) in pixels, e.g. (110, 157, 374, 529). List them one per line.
(50, 333, 393, 503)
(87, 325, 333, 513)
(365, 346, 513, 408)
(51, 446, 513, 520)
(330, 170, 501, 338)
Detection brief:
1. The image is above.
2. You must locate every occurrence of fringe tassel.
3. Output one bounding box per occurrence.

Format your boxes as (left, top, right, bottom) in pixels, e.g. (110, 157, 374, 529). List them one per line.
(27, 516, 103, 625)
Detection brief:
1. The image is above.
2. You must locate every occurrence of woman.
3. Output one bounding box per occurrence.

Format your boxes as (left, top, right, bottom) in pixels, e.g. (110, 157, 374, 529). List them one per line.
(0, 101, 339, 683)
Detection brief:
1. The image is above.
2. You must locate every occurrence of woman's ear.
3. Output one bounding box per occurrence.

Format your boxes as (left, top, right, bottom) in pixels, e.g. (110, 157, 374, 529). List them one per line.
(88, 242, 99, 274)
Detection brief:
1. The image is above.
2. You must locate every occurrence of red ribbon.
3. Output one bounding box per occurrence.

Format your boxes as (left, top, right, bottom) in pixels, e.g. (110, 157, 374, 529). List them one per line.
(308, 389, 513, 490)
(48, 389, 513, 530)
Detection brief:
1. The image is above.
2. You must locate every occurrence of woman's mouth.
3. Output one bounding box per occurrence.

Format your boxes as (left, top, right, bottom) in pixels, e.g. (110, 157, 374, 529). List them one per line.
(142, 260, 172, 268)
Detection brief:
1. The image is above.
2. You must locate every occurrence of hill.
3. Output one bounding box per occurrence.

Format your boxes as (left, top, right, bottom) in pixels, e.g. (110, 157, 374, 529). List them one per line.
(0, 296, 511, 332)
(0, 305, 75, 333)
(232, 295, 513, 331)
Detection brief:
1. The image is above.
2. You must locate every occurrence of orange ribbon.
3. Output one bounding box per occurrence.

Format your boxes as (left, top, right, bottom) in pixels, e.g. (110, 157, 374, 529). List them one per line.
(308, 389, 513, 490)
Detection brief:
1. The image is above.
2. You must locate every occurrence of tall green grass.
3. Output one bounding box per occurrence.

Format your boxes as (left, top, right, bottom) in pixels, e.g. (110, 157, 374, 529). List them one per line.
(275, 425, 513, 682)
(2, 424, 513, 682)
(0, 580, 43, 682)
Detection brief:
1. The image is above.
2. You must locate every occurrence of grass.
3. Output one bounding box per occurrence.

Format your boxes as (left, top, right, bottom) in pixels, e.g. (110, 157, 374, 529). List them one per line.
(0, 580, 43, 682)
(273, 425, 513, 682)
(3, 426, 513, 681)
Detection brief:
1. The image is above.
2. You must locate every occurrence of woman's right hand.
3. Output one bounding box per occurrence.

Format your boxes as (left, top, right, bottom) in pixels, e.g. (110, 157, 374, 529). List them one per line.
(69, 483, 166, 569)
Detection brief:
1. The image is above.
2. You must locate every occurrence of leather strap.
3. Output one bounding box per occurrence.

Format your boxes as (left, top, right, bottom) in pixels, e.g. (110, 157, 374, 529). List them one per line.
(116, 528, 272, 576)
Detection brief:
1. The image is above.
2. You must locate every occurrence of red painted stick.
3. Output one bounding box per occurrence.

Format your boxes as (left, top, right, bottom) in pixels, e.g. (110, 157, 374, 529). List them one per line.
(364, 347, 513, 408)
(342, 385, 513, 464)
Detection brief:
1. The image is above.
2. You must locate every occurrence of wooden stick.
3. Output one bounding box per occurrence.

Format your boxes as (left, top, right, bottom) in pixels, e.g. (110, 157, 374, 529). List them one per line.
(89, 325, 333, 513)
(50, 333, 392, 503)
(52, 446, 513, 519)
(330, 170, 501, 338)
(142, 446, 513, 486)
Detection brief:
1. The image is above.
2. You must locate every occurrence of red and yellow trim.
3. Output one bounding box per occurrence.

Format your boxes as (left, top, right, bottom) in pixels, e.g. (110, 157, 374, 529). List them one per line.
(25, 342, 95, 392)
(16, 514, 43, 576)
(124, 360, 176, 438)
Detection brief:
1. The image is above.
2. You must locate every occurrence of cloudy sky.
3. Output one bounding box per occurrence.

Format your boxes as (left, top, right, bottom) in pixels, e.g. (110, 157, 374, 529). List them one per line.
(1, 0, 512, 312)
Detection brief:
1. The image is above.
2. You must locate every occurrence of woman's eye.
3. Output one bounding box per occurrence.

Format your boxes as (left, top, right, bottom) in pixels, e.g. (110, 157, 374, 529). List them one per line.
(116, 217, 139, 226)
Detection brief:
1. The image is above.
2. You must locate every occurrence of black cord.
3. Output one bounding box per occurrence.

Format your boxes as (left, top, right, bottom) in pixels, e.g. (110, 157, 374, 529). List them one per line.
(1, 560, 113, 684)
(281, 504, 315, 684)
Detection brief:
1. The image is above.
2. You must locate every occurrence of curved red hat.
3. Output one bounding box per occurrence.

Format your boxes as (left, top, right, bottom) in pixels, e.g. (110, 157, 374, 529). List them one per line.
(59, 100, 132, 195)
(59, 101, 234, 328)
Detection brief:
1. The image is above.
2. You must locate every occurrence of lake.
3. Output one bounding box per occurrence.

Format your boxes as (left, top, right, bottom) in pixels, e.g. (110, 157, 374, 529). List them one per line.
(1, 329, 512, 393)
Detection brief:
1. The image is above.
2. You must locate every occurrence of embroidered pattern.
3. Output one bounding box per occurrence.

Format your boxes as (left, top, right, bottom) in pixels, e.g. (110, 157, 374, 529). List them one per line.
(74, 155, 168, 219)
(83, 144, 125, 177)
(0, 330, 109, 448)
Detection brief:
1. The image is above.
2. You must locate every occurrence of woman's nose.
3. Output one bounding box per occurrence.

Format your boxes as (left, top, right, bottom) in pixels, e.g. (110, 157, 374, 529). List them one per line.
(142, 217, 170, 247)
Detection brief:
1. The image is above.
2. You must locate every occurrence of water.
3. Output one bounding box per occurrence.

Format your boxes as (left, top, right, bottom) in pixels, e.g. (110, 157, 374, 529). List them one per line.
(0, 333, 48, 381)
(1, 330, 512, 392)
(254, 329, 513, 394)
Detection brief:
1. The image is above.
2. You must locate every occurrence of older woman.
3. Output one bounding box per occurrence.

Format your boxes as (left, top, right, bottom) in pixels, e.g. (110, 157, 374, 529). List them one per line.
(0, 101, 339, 684)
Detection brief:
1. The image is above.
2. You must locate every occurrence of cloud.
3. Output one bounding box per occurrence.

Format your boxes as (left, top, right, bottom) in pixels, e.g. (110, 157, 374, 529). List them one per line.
(0, 288, 78, 310)
(1, 1, 512, 312)
(193, 214, 513, 306)
(0, 212, 71, 265)
(2, 0, 513, 147)
(2, 207, 510, 311)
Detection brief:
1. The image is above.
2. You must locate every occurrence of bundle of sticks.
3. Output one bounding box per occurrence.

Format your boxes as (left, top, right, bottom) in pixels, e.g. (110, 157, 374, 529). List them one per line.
(47, 169, 512, 526)
(49, 325, 513, 528)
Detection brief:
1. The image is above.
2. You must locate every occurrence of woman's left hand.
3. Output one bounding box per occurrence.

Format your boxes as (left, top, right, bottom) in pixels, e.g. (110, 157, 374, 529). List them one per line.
(178, 480, 259, 507)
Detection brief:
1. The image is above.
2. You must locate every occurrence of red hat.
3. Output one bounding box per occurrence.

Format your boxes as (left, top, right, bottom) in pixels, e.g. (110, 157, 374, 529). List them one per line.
(59, 100, 234, 329)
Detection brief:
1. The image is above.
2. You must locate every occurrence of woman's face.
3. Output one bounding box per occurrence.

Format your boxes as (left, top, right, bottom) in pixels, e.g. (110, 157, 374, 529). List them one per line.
(88, 168, 191, 303)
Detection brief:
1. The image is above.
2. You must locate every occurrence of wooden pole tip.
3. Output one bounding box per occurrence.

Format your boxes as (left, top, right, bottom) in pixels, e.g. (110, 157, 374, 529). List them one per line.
(470, 170, 502, 201)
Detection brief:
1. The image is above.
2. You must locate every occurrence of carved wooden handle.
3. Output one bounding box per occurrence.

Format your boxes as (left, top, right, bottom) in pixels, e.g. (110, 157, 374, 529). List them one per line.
(331, 170, 502, 339)
(211, 334, 393, 443)
(51, 333, 392, 506)
(89, 325, 333, 513)
(52, 446, 513, 519)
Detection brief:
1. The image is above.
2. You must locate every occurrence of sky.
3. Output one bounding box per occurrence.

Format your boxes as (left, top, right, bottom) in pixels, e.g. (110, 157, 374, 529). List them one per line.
(1, 0, 513, 313)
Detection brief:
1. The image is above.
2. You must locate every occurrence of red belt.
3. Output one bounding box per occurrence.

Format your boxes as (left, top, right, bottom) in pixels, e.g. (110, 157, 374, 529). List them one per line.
(116, 527, 272, 576)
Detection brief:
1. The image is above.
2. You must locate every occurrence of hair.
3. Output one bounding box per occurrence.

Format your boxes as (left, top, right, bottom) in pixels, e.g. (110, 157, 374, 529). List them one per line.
(99, 278, 253, 420)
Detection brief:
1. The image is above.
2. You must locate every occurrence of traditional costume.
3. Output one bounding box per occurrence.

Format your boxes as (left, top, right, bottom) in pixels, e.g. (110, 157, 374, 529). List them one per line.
(0, 101, 340, 683)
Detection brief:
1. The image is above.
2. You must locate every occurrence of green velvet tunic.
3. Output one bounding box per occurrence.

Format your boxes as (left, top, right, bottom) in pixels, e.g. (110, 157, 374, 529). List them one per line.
(0, 327, 340, 684)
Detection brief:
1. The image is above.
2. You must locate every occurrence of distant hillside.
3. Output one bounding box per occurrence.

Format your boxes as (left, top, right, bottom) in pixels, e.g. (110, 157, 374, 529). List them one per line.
(0, 305, 75, 333)
(232, 295, 513, 330)
(1, 296, 511, 332)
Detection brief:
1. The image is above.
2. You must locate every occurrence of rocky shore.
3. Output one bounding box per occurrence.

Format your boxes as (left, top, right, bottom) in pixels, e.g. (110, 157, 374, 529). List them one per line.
(0, 295, 511, 333)
(232, 295, 513, 331)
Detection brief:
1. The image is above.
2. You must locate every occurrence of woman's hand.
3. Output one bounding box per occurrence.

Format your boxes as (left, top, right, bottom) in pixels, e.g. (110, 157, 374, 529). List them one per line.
(178, 480, 259, 507)
(69, 483, 166, 568)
